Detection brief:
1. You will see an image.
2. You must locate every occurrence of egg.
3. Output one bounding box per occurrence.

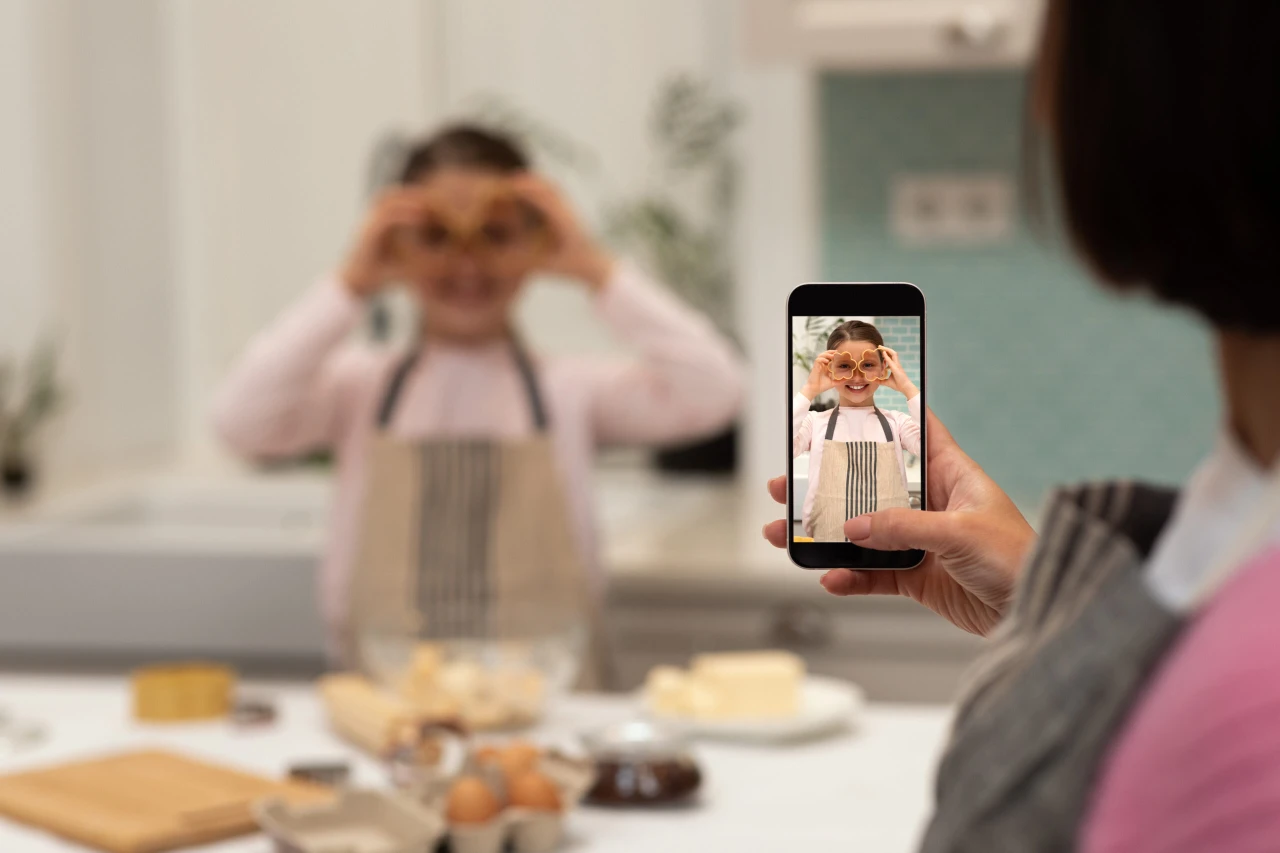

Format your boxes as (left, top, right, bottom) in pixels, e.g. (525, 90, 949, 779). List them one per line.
(473, 744, 503, 765)
(507, 770, 563, 812)
(497, 741, 541, 780)
(445, 776, 502, 824)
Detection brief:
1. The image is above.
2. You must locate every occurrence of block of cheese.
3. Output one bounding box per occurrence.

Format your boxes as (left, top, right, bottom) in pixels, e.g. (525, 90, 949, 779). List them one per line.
(689, 651, 804, 720)
(645, 651, 806, 721)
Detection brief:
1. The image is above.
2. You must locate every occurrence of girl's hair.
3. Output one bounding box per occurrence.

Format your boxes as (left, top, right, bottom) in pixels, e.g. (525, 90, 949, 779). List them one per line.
(826, 320, 884, 351)
(399, 124, 530, 184)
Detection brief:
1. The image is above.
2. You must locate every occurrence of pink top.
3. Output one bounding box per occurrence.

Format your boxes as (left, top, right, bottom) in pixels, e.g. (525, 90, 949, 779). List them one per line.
(1082, 544, 1280, 852)
(212, 263, 742, 646)
(791, 393, 922, 533)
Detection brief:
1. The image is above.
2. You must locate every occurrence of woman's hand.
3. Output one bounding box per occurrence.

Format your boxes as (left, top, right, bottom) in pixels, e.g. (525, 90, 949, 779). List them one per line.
(878, 346, 918, 399)
(763, 409, 1035, 637)
(340, 188, 434, 298)
(508, 173, 616, 292)
(801, 350, 841, 400)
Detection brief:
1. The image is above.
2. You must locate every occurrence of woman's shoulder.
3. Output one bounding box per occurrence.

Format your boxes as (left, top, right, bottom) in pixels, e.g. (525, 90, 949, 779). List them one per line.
(1125, 543, 1280, 727)
(1084, 544, 1280, 851)
(1180, 542, 1280, 690)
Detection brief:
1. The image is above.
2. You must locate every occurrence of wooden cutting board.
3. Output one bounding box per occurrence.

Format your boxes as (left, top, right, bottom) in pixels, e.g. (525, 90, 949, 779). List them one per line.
(0, 749, 333, 853)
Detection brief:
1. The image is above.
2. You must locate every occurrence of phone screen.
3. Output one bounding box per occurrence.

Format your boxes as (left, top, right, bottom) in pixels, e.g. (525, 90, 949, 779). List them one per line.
(788, 283, 926, 570)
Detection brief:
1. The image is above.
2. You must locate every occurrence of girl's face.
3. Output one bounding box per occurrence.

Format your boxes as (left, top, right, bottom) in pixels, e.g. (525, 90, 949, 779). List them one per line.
(831, 338, 883, 407)
(399, 168, 544, 342)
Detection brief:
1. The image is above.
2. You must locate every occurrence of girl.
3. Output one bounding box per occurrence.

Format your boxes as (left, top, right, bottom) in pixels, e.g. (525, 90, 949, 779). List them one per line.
(213, 126, 742, 683)
(793, 320, 920, 541)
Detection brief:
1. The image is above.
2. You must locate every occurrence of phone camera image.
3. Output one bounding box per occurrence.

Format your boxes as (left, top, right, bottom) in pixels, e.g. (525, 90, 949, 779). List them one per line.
(789, 284, 926, 569)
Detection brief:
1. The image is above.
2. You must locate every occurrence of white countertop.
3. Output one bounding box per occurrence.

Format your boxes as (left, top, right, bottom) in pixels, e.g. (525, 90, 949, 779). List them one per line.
(0, 675, 951, 853)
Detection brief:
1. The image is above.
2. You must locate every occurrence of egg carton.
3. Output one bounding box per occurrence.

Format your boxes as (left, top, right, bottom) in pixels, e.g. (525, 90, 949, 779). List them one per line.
(421, 751, 596, 853)
(256, 789, 444, 853)
(256, 753, 595, 853)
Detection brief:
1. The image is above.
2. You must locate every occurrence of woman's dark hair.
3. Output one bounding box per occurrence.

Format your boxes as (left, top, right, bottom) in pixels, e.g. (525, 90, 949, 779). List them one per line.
(398, 124, 530, 184)
(827, 320, 884, 351)
(1031, 0, 1280, 332)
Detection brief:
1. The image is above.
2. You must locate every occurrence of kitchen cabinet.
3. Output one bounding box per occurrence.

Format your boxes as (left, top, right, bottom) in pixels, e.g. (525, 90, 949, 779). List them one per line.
(744, 0, 1046, 70)
(0, 469, 985, 703)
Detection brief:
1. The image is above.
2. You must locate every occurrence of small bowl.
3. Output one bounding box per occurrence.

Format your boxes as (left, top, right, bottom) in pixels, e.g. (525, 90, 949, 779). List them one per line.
(581, 721, 702, 807)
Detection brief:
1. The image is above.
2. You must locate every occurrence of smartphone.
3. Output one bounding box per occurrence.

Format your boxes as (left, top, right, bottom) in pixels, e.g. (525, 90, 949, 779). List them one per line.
(788, 283, 926, 569)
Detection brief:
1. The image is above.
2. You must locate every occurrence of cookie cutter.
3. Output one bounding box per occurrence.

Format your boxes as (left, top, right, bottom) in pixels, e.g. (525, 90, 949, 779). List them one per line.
(393, 182, 552, 268)
(827, 347, 890, 382)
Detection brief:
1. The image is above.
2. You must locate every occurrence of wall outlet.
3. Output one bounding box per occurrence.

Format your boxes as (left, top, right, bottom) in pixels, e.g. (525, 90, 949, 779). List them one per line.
(890, 172, 1014, 246)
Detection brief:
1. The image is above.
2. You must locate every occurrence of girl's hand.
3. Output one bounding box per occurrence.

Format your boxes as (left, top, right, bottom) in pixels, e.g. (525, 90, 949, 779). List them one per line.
(763, 409, 1035, 637)
(508, 173, 616, 291)
(878, 346, 918, 399)
(802, 351, 840, 400)
(340, 188, 432, 298)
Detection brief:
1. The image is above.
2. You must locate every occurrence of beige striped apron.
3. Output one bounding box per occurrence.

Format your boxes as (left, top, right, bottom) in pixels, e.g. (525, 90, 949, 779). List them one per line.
(346, 340, 605, 689)
(808, 406, 911, 542)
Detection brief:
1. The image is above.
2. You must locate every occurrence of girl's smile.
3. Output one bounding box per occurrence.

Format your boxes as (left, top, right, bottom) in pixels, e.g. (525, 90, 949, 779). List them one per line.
(840, 379, 876, 405)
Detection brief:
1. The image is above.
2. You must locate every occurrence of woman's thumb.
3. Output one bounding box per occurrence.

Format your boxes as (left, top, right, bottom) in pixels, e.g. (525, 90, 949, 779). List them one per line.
(844, 508, 960, 554)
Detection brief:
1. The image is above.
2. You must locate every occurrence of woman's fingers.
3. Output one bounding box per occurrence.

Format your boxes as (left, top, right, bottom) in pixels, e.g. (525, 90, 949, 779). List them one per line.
(767, 475, 787, 504)
(923, 408, 960, 460)
(762, 518, 788, 548)
(844, 507, 962, 554)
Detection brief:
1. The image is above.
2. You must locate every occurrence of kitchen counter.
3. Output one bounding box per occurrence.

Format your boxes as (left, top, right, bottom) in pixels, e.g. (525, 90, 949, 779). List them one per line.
(0, 674, 951, 853)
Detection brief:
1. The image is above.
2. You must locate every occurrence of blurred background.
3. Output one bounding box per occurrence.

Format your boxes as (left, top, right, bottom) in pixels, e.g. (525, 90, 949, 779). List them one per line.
(0, 0, 1214, 701)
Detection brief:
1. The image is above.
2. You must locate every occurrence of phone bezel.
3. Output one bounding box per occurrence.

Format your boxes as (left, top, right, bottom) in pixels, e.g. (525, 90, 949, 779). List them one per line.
(788, 282, 927, 570)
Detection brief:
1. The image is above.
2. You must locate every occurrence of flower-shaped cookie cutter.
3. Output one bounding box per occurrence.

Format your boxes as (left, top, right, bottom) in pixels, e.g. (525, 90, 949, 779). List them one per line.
(397, 182, 551, 259)
(828, 347, 891, 382)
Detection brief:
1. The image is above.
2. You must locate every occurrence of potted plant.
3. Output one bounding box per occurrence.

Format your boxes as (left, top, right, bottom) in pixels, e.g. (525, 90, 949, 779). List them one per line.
(601, 75, 743, 474)
(0, 339, 63, 499)
(792, 316, 854, 413)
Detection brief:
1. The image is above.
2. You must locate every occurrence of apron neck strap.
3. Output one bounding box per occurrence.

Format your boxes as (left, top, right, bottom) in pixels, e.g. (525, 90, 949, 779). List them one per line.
(824, 406, 896, 442)
(376, 335, 549, 432)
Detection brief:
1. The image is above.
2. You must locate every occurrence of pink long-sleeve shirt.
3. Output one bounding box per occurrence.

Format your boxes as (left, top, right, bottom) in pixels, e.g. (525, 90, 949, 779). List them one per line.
(212, 263, 742, 640)
(792, 393, 922, 533)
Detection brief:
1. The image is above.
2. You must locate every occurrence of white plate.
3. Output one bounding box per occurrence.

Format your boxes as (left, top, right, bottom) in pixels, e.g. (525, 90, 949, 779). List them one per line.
(642, 675, 866, 744)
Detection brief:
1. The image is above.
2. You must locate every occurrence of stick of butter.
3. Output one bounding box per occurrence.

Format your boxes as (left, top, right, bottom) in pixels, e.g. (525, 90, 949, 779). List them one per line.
(645, 650, 805, 721)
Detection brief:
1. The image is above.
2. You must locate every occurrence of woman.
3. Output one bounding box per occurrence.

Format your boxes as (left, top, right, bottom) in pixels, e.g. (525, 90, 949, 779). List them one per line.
(765, 1, 1280, 849)
(794, 320, 920, 540)
(214, 126, 741, 683)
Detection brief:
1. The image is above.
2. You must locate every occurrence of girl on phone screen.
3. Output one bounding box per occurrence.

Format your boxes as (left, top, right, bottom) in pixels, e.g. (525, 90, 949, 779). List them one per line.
(793, 320, 920, 541)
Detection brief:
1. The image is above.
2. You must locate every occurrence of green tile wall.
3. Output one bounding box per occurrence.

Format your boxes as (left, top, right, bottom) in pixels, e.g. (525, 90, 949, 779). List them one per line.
(871, 315, 920, 417)
(821, 72, 1218, 509)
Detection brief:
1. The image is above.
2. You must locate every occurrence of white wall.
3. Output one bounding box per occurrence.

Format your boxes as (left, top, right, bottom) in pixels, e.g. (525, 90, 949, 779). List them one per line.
(0, 0, 177, 485)
(721, 0, 823, 524)
(159, 0, 436, 458)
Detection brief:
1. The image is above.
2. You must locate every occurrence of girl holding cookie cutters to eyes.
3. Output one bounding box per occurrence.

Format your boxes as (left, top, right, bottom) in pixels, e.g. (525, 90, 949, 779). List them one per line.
(213, 126, 742, 687)
(793, 319, 921, 542)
